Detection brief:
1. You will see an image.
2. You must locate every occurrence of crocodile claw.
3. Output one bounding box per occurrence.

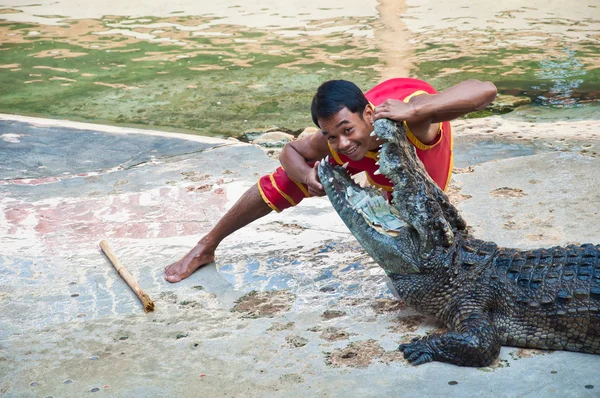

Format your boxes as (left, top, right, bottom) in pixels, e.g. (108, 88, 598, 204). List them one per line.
(398, 338, 435, 366)
(437, 217, 455, 247)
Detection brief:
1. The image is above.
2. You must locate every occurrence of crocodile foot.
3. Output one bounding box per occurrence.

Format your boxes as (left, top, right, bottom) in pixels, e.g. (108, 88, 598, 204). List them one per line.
(399, 337, 436, 365)
(398, 319, 500, 367)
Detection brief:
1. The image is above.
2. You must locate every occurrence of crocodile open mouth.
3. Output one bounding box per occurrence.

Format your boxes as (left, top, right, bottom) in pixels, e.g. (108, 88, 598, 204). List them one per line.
(318, 119, 434, 274)
(319, 118, 466, 262)
(318, 159, 404, 236)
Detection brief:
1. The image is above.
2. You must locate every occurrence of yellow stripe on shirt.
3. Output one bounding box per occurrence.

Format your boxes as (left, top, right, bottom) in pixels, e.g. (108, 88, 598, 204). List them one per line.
(327, 142, 344, 165)
(365, 173, 393, 191)
(402, 90, 442, 151)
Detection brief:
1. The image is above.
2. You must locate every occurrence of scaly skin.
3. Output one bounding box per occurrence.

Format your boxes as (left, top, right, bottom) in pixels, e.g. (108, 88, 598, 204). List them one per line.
(318, 119, 600, 367)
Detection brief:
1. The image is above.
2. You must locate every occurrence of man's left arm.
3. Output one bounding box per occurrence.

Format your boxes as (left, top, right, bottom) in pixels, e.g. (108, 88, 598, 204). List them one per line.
(372, 79, 497, 145)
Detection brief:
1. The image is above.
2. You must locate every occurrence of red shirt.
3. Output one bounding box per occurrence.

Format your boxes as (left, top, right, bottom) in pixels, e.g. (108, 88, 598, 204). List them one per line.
(328, 78, 453, 191)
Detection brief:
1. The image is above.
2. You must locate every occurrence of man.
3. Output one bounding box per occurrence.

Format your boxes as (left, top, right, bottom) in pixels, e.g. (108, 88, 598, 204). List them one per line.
(164, 78, 497, 282)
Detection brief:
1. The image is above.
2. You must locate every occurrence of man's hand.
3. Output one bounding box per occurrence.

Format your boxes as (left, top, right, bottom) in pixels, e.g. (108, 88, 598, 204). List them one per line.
(306, 161, 325, 197)
(372, 99, 415, 122)
(373, 97, 438, 146)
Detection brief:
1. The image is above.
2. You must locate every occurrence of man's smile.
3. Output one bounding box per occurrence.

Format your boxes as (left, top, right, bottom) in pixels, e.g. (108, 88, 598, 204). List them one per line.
(342, 145, 359, 156)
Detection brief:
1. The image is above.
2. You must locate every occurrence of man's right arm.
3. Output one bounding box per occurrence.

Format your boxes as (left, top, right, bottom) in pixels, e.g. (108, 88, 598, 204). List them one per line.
(279, 131, 331, 196)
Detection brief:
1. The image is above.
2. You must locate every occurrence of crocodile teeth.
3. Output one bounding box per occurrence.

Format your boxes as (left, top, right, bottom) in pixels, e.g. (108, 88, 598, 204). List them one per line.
(325, 155, 330, 162)
(329, 177, 333, 183)
(374, 169, 381, 175)
(342, 162, 349, 169)
(370, 131, 377, 137)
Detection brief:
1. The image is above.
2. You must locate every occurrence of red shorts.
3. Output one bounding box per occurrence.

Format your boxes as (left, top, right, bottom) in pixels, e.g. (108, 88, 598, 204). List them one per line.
(257, 78, 453, 212)
(257, 165, 313, 212)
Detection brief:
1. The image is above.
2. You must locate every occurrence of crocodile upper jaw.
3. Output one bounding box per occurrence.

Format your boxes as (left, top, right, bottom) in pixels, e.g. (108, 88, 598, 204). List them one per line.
(318, 159, 420, 275)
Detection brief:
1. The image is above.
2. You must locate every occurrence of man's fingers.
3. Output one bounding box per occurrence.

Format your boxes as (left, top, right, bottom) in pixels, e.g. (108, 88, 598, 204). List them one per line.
(373, 111, 390, 121)
(311, 181, 323, 192)
(308, 186, 325, 197)
(374, 102, 390, 111)
(306, 161, 324, 197)
(308, 174, 324, 196)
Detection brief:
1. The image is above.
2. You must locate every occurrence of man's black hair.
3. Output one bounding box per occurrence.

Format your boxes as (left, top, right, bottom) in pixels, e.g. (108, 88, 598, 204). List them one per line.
(311, 80, 369, 128)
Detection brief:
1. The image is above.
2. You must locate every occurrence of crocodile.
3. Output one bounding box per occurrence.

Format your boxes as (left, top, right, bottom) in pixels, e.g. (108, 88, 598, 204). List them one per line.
(317, 118, 600, 367)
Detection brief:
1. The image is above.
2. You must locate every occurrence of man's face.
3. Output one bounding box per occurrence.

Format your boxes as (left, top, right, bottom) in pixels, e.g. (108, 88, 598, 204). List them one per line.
(318, 105, 379, 161)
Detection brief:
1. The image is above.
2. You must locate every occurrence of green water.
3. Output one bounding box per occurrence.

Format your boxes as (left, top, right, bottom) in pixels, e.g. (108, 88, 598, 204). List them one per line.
(416, 46, 600, 121)
(0, 16, 598, 137)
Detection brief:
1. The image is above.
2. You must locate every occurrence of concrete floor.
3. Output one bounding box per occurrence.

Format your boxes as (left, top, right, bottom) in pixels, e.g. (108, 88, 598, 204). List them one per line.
(1, 114, 600, 397)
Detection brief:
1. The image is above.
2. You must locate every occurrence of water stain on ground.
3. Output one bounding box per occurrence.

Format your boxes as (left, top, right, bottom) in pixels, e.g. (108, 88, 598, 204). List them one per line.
(321, 309, 347, 320)
(490, 187, 527, 198)
(503, 220, 525, 230)
(267, 321, 295, 332)
(285, 335, 308, 348)
(186, 183, 213, 192)
(158, 291, 178, 303)
(325, 340, 404, 368)
(388, 315, 428, 334)
(279, 373, 304, 384)
(231, 290, 295, 318)
(181, 171, 211, 182)
(371, 298, 406, 314)
(178, 300, 202, 309)
(453, 166, 475, 174)
(479, 357, 511, 372)
(320, 326, 350, 342)
(510, 348, 549, 360)
(446, 182, 473, 206)
(526, 233, 560, 243)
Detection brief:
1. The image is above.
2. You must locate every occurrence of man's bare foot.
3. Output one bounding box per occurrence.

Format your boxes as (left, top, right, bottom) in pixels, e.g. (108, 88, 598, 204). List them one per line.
(164, 243, 215, 283)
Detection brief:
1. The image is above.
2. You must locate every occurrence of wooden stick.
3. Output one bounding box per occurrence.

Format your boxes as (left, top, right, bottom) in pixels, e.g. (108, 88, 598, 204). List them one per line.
(99, 240, 155, 313)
